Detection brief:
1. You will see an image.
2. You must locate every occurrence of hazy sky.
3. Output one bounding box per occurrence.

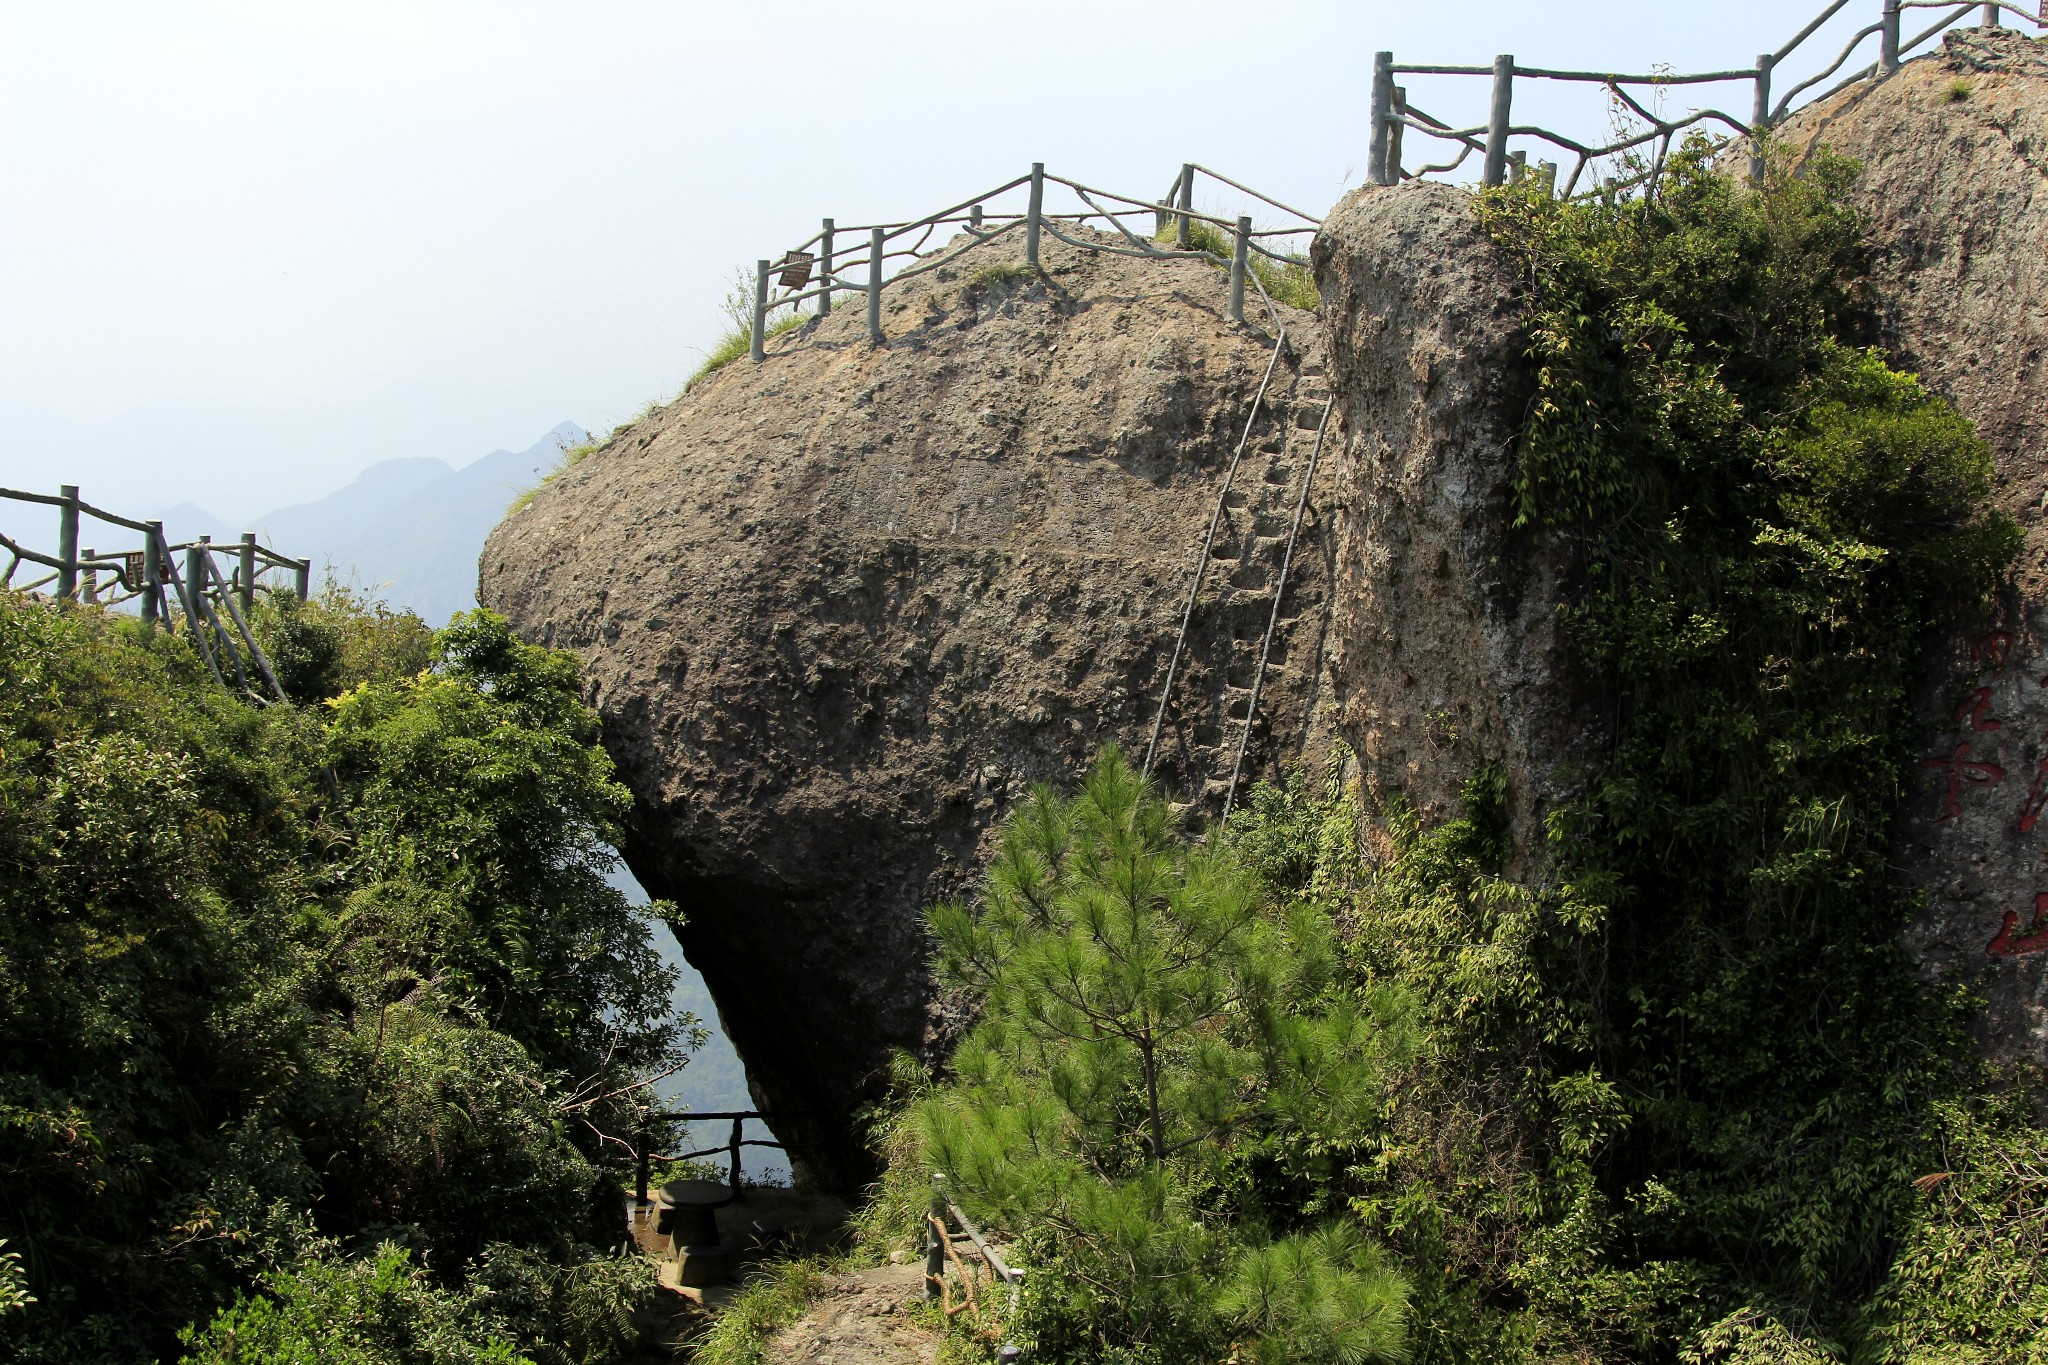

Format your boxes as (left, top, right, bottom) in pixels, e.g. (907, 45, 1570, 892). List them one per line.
(0, 1, 1959, 524)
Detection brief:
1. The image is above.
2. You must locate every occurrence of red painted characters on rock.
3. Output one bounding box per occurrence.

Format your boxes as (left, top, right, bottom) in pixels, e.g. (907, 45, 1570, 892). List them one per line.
(1988, 893, 2048, 957)
(1919, 741, 2006, 820)
(1955, 686, 2003, 733)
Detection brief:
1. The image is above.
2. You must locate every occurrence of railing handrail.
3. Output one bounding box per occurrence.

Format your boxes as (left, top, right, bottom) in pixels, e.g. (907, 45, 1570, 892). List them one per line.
(1371, 0, 2045, 199)
(741, 159, 1321, 364)
(631, 1106, 803, 1202)
(924, 1179, 1024, 1359)
(1, 484, 310, 704)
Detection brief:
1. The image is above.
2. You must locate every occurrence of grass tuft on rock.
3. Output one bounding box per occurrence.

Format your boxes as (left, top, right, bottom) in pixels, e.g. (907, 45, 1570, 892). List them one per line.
(688, 1259, 832, 1365)
(506, 439, 597, 515)
(1158, 217, 1318, 312)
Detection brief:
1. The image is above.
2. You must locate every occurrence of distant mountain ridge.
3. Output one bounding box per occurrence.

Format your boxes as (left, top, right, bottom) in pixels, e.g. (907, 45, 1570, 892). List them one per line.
(157, 422, 584, 626)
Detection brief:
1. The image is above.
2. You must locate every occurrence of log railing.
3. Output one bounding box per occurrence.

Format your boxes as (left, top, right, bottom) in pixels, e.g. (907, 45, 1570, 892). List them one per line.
(631, 1108, 802, 1202)
(924, 1178, 1025, 1362)
(1, 484, 310, 703)
(746, 161, 1320, 358)
(1372, 0, 2047, 197)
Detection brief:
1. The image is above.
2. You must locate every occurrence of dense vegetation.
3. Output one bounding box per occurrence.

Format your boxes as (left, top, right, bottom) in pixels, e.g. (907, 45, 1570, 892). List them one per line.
(0, 588, 693, 1364)
(887, 146, 2047, 1363)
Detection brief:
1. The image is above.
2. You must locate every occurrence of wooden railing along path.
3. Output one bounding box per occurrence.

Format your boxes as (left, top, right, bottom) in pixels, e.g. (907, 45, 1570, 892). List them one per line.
(632, 1108, 802, 1203)
(1, 483, 310, 703)
(1371, 0, 2048, 197)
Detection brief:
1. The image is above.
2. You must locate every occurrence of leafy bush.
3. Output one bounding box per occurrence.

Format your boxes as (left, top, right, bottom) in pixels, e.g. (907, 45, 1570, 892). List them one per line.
(0, 594, 685, 1363)
(249, 580, 435, 703)
(178, 1243, 531, 1365)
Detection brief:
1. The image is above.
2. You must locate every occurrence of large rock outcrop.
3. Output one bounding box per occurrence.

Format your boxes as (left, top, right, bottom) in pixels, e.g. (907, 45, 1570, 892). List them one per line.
(481, 230, 1335, 1185)
(1311, 183, 1596, 859)
(1785, 28, 2048, 1062)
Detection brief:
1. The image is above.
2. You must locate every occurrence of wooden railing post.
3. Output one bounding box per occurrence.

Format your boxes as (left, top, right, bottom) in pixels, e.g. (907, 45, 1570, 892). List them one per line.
(750, 259, 771, 362)
(142, 523, 162, 630)
(187, 540, 210, 645)
(635, 1114, 651, 1205)
(294, 558, 311, 602)
(819, 218, 834, 316)
(1025, 162, 1044, 268)
(1228, 215, 1249, 322)
(1389, 85, 1407, 182)
(238, 532, 256, 616)
(1370, 52, 1394, 185)
(56, 485, 78, 603)
(1881, 0, 1901, 71)
(1985, 1, 2001, 26)
(728, 1115, 744, 1194)
(868, 227, 885, 343)
(1751, 53, 1774, 186)
(80, 547, 96, 605)
(1484, 55, 1515, 187)
(1175, 163, 1193, 247)
(925, 1182, 947, 1301)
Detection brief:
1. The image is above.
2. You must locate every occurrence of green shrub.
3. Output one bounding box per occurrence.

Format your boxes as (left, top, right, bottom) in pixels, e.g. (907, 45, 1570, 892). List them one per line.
(250, 580, 435, 703)
(179, 1239, 660, 1365)
(179, 1244, 532, 1365)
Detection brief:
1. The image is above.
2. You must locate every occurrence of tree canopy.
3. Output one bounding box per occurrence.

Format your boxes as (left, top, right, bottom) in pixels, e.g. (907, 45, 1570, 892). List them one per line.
(0, 590, 689, 1364)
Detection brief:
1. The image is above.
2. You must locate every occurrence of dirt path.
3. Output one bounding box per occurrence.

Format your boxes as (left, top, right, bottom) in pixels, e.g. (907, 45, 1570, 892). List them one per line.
(762, 1263, 941, 1364)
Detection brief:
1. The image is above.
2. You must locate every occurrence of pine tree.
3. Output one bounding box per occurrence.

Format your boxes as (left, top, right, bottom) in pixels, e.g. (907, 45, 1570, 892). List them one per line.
(917, 747, 1413, 1364)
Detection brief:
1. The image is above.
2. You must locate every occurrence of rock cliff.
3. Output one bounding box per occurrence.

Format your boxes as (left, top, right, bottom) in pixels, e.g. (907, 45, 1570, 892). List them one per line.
(1311, 183, 1596, 859)
(480, 229, 1334, 1185)
(1784, 27, 2048, 1062)
(483, 31, 2048, 1182)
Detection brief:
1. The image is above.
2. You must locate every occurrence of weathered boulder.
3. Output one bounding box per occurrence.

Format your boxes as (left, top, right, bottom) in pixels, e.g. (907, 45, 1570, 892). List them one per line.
(1311, 182, 1594, 860)
(1784, 28, 2048, 1063)
(480, 228, 1334, 1185)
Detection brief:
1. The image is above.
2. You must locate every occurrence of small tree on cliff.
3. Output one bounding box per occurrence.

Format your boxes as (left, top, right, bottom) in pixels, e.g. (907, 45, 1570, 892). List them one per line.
(916, 748, 1414, 1365)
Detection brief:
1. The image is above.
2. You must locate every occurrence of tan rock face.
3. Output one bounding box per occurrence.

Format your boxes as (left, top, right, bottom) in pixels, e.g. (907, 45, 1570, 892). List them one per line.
(1312, 182, 1598, 859)
(480, 229, 1333, 1185)
(1785, 29, 2048, 1062)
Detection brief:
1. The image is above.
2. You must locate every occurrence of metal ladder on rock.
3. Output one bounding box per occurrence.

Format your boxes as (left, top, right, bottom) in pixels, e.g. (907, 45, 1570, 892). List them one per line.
(1141, 331, 1334, 820)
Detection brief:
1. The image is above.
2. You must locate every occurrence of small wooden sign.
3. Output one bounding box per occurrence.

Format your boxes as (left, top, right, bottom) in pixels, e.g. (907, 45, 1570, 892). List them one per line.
(777, 251, 815, 288)
(123, 551, 146, 590)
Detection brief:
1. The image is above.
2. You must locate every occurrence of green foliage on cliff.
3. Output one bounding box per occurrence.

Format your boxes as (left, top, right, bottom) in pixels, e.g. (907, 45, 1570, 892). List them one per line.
(1451, 140, 2027, 1357)
(1194, 143, 2044, 1362)
(0, 592, 688, 1364)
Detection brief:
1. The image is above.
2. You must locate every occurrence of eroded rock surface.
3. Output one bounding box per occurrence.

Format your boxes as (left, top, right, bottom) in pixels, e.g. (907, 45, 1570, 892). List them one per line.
(481, 229, 1334, 1184)
(1311, 182, 1596, 859)
(1786, 28, 2048, 1062)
